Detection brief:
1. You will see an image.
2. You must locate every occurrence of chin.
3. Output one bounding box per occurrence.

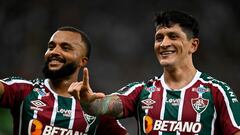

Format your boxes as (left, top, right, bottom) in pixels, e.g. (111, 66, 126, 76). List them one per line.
(160, 61, 174, 67)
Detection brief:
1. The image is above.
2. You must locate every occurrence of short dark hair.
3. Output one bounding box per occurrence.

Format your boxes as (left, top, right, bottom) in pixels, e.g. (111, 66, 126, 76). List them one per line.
(57, 26, 92, 59)
(154, 10, 199, 39)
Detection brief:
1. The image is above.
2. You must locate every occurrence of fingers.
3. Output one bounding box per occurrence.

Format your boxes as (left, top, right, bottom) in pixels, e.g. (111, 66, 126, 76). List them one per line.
(68, 82, 82, 101)
(90, 92, 106, 101)
(82, 67, 89, 86)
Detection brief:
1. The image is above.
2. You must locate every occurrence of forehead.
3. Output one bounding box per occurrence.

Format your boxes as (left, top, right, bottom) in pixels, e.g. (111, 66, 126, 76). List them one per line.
(49, 30, 83, 45)
(155, 24, 185, 35)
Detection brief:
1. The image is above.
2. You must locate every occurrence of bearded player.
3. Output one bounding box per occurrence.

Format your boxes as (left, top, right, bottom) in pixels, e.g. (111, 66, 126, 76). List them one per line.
(0, 26, 128, 135)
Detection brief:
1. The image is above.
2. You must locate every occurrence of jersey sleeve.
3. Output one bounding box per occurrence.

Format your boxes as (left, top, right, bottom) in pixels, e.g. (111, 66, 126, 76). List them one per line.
(95, 115, 128, 135)
(212, 82, 240, 134)
(113, 82, 144, 117)
(0, 77, 33, 108)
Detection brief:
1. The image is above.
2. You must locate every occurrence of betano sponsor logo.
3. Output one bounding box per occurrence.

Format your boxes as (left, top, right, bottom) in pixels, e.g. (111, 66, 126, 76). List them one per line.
(28, 119, 86, 135)
(143, 116, 202, 134)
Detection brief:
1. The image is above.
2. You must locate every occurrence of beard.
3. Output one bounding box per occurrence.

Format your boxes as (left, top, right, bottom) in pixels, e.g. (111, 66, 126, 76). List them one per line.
(42, 61, 78, 80)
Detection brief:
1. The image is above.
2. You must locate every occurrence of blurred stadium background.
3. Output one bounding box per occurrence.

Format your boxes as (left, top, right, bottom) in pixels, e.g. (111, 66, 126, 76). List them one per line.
(0, 0, 240, 134)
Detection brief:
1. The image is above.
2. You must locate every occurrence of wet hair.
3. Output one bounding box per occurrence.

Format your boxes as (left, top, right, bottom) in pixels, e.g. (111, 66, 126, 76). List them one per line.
(57, 26, 92, 58)
(154, 10, 199, 39)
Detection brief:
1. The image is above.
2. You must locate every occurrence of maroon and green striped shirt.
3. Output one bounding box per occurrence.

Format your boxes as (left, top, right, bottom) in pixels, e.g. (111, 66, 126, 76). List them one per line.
(0, 77, 127, 135)
(116, 71, 240, 135)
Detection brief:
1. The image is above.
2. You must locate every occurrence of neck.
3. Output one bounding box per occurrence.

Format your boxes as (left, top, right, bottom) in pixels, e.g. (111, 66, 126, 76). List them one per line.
(163, 64, 197, 90)
(49, 73, 78, 97)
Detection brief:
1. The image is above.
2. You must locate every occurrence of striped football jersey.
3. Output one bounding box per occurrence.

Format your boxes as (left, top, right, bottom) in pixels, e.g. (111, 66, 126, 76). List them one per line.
(0, 77, 127, 135)
(116, 71, 240, 135)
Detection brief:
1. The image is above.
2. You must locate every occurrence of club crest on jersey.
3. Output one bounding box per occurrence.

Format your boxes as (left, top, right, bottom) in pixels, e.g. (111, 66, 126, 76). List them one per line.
(145, 86, 161, 92)
(33, 88, 50, 97)
(84, 113, 96, 125)
(191, 86, 210, 114)
(141, 99, 156, 110)
(191, 97, 209, 114)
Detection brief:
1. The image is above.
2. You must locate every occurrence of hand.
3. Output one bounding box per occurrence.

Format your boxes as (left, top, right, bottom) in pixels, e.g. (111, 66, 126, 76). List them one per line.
(68, 67, 105, 103)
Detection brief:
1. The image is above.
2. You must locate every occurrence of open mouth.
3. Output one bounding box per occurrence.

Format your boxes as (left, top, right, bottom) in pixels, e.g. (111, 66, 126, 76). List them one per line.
(160, 50, 175, 56)
(47, 56, 66, 63)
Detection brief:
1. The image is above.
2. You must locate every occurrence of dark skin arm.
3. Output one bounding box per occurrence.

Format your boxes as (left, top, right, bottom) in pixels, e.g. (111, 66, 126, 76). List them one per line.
(68, 67, 124, 118)
(234, 131, 240, 135)
(0, 82, 4, 98)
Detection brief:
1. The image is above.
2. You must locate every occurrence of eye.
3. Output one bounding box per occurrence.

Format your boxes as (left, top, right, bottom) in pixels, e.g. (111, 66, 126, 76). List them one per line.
(169, 33, 178, 40)
(155, 34, 164, 42)
(61, 44, 73, 51)
(48, 42, 55, 50)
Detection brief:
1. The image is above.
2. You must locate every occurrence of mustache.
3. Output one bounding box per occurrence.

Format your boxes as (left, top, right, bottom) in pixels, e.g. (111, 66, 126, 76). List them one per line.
(46, 55, 66, 63)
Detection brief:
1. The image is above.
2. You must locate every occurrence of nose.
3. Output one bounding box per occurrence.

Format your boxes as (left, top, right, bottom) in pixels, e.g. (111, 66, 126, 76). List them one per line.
(45, 45, 62, 59)
(160, 37, 171, 47)
(49, 45, 61, 55)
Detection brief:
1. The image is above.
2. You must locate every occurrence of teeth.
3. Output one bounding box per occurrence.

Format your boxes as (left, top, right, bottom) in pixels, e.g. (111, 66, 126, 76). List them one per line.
(160, 51, 174, 55)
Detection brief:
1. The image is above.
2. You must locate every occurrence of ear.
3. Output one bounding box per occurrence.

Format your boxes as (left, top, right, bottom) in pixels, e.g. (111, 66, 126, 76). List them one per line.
(79, 57, 88, 67)
(190, 38, 199, 53)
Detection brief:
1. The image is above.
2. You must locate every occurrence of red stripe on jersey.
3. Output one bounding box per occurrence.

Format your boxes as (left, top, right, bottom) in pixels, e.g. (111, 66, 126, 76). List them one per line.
(148, 80, 163, 120)
(181, 83, 199, 122)
(36, 93, 55, 126)
(72, 101, 87, 131)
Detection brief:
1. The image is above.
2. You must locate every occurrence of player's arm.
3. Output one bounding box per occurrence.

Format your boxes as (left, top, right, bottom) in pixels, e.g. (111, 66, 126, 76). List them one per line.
(0, 82, 5, 98)
(234, 131, 240, 135)
(68, 67, 124, 118)
(96, 115, 129, 135)
(85, 94, 123, 118)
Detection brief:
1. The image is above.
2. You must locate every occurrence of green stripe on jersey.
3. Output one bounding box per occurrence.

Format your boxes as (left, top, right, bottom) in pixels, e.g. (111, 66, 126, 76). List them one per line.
(201, 73, 240, 126)
(54, 96, 72, 128)
(164, 90, 181, 120)
(199, 87, 215, 135)
(162, 90, 181, 135)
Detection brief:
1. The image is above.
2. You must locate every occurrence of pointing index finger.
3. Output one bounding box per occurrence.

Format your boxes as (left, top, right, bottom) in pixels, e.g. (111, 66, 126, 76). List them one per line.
(83, 67, 89, 86)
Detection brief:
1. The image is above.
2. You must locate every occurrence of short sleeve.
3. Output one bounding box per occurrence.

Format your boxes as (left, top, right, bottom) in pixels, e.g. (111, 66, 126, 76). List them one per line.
(0, 77, 33, 108)
(212, 82, 240, 134)
(114, 82, 144, 117)
(95, 115, 128, 135)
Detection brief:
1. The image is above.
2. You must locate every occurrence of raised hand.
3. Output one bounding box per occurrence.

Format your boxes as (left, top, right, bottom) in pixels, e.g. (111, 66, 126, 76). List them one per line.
(68, 67, 105, 103)
(69, 67, 123, 117)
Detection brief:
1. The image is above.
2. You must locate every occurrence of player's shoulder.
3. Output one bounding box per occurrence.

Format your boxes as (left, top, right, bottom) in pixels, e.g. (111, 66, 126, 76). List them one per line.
(119, 76, 159, 90)
(199, 72, 231, 91)
(1, 76, 44, 85)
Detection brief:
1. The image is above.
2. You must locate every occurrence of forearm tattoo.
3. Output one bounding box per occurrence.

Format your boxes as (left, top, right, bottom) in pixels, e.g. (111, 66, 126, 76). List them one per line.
(88, 95, 123, 118)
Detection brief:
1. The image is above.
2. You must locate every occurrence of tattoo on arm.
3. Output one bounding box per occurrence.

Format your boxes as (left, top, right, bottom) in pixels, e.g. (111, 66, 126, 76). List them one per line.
(88, 95, 123, 118)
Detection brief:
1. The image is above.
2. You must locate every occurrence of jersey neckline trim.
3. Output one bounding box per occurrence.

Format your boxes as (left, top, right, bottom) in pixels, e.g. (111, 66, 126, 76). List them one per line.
(160, 70, 201, 91)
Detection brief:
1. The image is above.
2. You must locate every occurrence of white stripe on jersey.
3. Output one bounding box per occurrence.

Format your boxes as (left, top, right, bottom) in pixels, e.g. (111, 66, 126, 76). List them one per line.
(44, 79, 58, 126)
(50, 94, 58, 126)
(111, 83, 144, 96)
(69, 97, 76, 129)
(32, 95, 43, 119)
(199, 77, 240, 129)
(216, 85, 240, 128)
(19, 102, 24, 135)
(211, 107, 217, 135)
(177, 88, 187, 135)
(158, 88, 167, 135)
(0, 79, 33, 85)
